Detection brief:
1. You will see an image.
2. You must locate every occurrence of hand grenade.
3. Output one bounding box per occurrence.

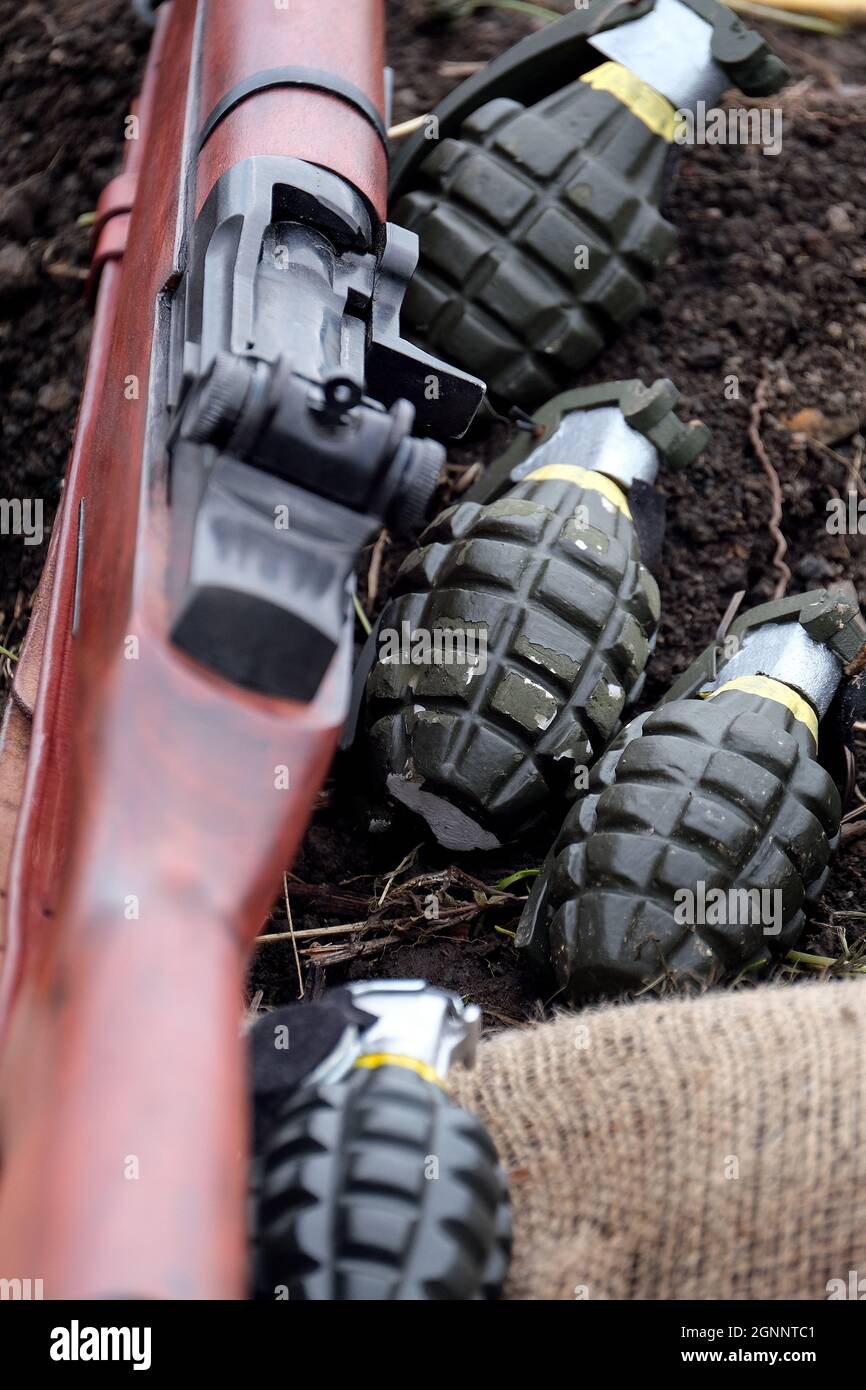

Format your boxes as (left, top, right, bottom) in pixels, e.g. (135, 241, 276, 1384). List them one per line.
(391, 0, 787, 406)
(517, 590, 866, 999)
(364, 377, 708, 850)
(253, 981, 511, 1301)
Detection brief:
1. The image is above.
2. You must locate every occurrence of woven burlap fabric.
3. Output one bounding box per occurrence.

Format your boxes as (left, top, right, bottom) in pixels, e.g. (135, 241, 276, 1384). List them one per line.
(448, 978, 866, 1301)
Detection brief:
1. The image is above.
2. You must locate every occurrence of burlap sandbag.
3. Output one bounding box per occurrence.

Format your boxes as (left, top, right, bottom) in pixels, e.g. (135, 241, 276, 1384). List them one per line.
(448, 977, 866, 1301)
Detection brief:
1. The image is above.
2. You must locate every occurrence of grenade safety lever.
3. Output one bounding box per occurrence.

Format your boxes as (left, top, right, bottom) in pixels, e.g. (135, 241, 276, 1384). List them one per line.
(362, 378, 708, 850)
(517, 590, 866, 999)
(252, 981, 511, 1301)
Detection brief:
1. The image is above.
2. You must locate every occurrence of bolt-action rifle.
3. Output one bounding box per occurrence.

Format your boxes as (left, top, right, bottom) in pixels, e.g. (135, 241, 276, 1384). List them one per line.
(0, 0, 481, 1299)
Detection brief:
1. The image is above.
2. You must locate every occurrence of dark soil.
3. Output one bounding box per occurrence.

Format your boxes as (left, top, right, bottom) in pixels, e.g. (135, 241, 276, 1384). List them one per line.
(2, 1, 865, 1026)
(0, 1, 150, 645)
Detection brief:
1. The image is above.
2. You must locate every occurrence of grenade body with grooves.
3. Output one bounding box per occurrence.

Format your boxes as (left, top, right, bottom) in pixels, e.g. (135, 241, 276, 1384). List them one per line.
(395, 77, 675, 407)
(365, 467, 660, 850)
(391, 0, 788, 407)
(255, 1063, 511, 1301)
(517, 688, 842, 999)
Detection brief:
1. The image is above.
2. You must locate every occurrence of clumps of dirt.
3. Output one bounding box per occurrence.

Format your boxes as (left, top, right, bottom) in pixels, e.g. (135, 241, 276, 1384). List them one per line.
(595, 81, 866, 698)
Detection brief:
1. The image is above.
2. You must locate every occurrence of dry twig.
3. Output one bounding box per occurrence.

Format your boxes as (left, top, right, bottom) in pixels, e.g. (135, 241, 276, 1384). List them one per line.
(366, 528, 390, 608)
(282, 872, 304, 999)
(749, 367, 791, 600)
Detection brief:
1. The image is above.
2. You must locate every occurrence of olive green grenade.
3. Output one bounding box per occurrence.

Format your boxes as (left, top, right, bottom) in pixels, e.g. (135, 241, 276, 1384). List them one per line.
(391, 0, 788, 406)
(517, 591, 866, 999)
(253, 981, 511, 1301)
(363, 378, 709, 850)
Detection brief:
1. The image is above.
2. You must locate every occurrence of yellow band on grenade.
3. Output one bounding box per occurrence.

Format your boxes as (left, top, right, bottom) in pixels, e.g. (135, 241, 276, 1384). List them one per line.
(354, 1053, 444, 1086)
(525, 462, 632, 520)
(703, 674, 819, 747)
(580, 62, 677, 143)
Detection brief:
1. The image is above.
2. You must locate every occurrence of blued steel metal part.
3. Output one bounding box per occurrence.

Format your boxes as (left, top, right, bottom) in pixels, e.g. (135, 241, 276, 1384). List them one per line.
(0, 0, 478, 1302)
(197, 67, 390, 152)
(165, 149, 482, 701)
(390, 0, 787, 406)
(253, 981, 511, 1301)
(517, 590, 866, 1000)
(363, 380, 708, 851)
(132, 0, 165, 22)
